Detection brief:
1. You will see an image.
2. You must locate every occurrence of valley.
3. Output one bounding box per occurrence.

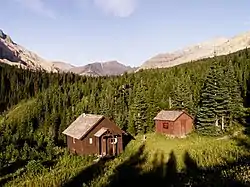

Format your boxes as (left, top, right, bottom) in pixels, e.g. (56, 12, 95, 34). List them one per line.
(1, 48, 250, 186)
(2, 0, 250, 185)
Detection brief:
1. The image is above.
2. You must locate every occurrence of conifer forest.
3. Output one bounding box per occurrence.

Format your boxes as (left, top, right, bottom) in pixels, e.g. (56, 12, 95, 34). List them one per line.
(1, 49, 250, 186)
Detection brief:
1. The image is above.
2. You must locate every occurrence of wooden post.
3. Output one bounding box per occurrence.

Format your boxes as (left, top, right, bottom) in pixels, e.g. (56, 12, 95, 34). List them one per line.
(169, 97, 172, 109)
(103, 138, 106, 156)
(142, 135, 146, 142)
(221, 116, 224, 131)
(112, 135, 115, 156)
(215, 115, 218, 127)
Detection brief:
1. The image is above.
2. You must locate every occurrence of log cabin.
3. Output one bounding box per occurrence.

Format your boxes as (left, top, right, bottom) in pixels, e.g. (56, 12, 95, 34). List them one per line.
(62, 113, 125, 157)
(154, 110, 194, 137)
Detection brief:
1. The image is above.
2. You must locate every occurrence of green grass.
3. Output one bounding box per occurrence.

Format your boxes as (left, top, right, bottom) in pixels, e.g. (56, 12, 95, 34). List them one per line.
(2, 152, 94, 187)
(4, 99, 37, 124)
(3, 132, 250, 187)
(144, 133, 246, 167)
(89, 132, 250, 186)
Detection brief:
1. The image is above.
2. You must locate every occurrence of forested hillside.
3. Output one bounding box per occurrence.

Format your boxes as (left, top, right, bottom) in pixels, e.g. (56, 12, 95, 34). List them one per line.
(0, 63, 92, 113)
(1, 48, 250, 186)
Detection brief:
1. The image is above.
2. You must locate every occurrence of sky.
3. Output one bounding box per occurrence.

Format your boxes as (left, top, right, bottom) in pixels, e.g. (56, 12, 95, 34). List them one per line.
(1, 0, 250, 67)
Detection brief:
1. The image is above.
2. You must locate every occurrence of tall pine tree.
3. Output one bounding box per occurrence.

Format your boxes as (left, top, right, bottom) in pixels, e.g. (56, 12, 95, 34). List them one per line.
(224, 60, 245, 122)
(171, 77, 195, 115)
(196, 59, 230, 135)
(128, 81, 148, 135)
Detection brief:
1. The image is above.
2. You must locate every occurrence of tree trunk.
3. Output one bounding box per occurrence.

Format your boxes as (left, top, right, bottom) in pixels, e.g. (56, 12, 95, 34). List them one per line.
(221, 116, 224, 131)
(215, 115, 219, 127)
(169, 97, 172, 109)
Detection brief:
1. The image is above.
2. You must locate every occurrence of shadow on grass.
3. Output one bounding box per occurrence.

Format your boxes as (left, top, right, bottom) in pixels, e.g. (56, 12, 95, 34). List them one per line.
(106, 144, 147, 187)
(104, 146, 248, 187)
(61, 143, 250, 187)
(0, 159, 27, 186)
(0, 159, 27, 177)
(62, 156, 111, 187)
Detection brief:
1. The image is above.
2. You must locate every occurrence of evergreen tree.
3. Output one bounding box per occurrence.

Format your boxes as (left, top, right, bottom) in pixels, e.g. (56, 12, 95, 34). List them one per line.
(128, 82, 148, 135)
(146, 87, 160, 132)
(224, 60, 245, 122)
(171, 78, 195, 115)
(196, 59, 230, 135)
(113, 84, 130, 130)
(1, 48, 250, 171)
(214, 64, 230, 132)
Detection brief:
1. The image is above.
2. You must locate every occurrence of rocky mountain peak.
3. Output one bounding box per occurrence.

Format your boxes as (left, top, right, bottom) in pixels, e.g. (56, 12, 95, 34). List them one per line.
(0, 29, 58, 72)
(139, 31, 250, 70)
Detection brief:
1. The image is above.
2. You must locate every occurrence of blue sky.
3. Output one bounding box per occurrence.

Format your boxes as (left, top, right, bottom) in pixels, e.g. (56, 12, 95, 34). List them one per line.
(1, 0, 250, 67)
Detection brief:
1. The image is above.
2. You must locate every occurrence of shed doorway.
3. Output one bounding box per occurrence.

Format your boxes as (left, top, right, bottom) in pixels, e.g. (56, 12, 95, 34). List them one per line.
(101, 136, 118, 156)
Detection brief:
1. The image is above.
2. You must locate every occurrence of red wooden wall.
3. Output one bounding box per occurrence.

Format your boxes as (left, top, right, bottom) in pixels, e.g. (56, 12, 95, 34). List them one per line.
(155, 113, 193, 137)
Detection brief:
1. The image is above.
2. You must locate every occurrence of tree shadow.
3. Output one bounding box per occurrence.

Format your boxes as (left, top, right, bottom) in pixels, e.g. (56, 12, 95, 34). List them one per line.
(62, 156, 111, 187)
(182, 152, 248, 187)
(104, 147, 248, 187)
(0, 159, 27, 186)
(0, 159, 27, 177)
(60, 142, 249, 187)
(122, 132, 135, 150)
(234, 136, 250, 150)
(106, 144, 147, 187)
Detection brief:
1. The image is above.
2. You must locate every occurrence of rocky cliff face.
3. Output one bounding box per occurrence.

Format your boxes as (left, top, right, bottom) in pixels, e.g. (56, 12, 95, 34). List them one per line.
(140, 31, 250, 70)
(0, 29, 58, 72)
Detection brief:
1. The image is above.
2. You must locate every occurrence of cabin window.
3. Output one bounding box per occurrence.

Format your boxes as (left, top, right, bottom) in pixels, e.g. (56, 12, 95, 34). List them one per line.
(73, 138, 76, 144)
(163, 122, 169, 129)
(89, 138, 93, 144)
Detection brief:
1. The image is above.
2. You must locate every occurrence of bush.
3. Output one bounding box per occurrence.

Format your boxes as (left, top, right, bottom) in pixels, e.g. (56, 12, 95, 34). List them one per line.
(26, 160, 45, 174)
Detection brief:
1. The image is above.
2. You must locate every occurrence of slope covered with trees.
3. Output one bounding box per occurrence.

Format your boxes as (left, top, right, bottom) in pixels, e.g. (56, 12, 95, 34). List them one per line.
(1, 48, 250, 186)
(0, 63, 91, 113)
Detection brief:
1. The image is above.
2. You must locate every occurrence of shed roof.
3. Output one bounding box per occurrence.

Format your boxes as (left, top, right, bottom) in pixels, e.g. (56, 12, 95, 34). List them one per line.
(154, 110, 186, 121)
(62, 114, 104, 140)
(94, 127, 108, 137)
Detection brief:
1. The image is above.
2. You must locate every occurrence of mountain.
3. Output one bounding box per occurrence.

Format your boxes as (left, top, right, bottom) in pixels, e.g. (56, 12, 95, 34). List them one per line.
(69, 61, 136, 76)
(0, 29, 135, 76)
(140, 31, 250, 70)
(52, 61, 75, 72)
(0, 29, 58, 72)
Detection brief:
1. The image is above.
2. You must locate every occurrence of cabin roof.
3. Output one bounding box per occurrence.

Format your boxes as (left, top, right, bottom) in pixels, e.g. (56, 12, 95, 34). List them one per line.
(62, 113, 104, 140)
(94, 127, 108, 137)
(153, 110, 185, 121)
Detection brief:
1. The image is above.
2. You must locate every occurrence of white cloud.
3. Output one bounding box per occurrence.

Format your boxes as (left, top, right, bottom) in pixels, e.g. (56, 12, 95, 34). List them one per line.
(14, 0, 55, 19)
(93, 0, 137, 17)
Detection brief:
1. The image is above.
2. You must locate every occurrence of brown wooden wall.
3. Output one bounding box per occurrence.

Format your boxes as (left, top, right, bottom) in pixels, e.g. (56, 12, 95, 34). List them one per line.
(176, 113, 193, 135)
(67, 117, 123, 156)
(155, 113, 193, 137)
(155, 120, 175, 134)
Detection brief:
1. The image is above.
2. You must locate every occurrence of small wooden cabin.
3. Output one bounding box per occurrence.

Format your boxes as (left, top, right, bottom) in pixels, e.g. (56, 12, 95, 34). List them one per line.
(62, 114, 124, 156)
(154, 110, 193, 137)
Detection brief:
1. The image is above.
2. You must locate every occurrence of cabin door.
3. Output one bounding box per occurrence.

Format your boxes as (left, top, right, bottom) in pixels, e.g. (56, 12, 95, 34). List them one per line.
(101, 137, 107, 156)
(101, 136, 117, 156)
(107, 136, 118, 156)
